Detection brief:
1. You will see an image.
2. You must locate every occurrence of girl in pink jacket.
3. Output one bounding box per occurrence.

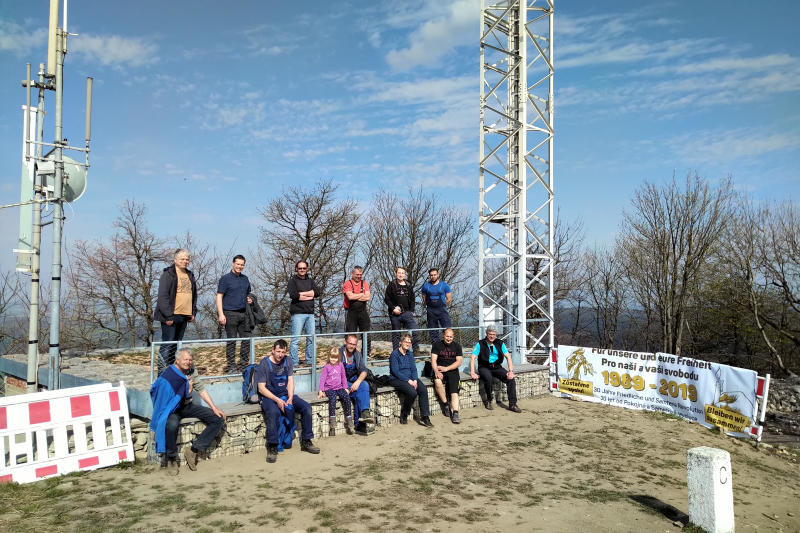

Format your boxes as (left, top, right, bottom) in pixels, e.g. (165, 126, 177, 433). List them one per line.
(318, 347, 353, 436)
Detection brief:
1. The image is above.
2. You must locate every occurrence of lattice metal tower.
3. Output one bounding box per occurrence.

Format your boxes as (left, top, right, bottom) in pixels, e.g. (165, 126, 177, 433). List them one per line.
(479, 0, 554, 363)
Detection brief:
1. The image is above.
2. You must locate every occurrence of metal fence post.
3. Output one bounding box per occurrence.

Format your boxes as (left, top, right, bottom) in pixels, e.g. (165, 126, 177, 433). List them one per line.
(249, 338, 255, 365)
(310, 331, 317, 391)
(362, 330, 369, 367)
(149, 344, 155, 384)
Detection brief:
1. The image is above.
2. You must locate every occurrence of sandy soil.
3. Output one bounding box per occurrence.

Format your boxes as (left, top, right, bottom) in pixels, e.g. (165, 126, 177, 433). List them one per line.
(3, 395, 798, 533)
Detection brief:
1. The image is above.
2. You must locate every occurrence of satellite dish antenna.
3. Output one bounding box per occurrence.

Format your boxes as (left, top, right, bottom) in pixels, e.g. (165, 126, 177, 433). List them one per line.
(37, 153, 88, 202)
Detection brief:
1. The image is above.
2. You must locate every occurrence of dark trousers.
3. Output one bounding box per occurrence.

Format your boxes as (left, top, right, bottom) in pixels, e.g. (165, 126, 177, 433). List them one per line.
(345, 307, 371, 354)
(478, 366, 517, 405)
(261, 395, 314, 444)
(165, 399, 224, 458)
(325, 389, 352, 418)
(388, 377, 430, 417)
(223, 310, 250, 371)
(158, 314, 191, 374)
(425, 306, 451, 344)
(389, 311, 419, 351)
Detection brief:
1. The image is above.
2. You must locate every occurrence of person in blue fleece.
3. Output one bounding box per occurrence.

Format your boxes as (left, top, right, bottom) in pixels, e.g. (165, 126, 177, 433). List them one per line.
(389, 333, 434, 427)
(150, 348, 226, 475)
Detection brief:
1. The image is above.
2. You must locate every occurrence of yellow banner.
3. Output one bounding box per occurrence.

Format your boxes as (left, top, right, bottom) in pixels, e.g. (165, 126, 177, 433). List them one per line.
(559, 378, 594, 397)
(704, 405, 749, 432)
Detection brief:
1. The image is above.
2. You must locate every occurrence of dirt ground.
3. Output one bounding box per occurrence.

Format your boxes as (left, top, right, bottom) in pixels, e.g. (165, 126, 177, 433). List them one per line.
(2, 395, 799, 533)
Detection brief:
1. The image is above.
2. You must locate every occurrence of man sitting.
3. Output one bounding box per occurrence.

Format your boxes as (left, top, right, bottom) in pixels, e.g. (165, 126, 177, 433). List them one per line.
(469, 326, 522, 413)
(150, 348, 226, 474)
(339, 334, 375, 434)
(256, 339, 320, 463)
(431, 328, 463, 424)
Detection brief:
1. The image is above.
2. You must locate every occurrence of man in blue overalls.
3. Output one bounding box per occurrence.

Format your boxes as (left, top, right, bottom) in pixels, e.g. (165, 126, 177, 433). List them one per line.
(421, 268, 452, 345)
(256, 338, 320, 463)
(339, 334, 375, 434)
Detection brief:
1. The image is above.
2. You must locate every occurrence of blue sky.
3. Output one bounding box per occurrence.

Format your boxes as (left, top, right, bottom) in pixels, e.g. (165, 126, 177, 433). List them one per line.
(1, 0, 798, 275)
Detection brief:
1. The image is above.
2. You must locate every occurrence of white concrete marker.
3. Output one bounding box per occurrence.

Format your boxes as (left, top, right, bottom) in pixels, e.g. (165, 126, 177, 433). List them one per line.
(687, 446, 734, 533)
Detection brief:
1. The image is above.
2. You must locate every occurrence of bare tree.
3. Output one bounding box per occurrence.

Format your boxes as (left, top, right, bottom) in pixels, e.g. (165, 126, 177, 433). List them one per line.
(68, 200, 167, 347)
(619, 174, 733, 355)
(583, 246, 627, 349)
(360, 189, 474, 324)
(255, 180, 359, 330)
(0, 270, 25, 355)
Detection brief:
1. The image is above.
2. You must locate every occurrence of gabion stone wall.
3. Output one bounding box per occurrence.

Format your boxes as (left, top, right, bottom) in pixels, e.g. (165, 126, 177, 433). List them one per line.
(144, 365, 549, 463)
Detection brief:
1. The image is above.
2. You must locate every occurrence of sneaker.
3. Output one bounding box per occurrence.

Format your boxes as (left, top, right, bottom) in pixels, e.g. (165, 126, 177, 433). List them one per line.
(166, 458, 179, 476)
(183, 446, 198, 471)
(451, 411, 460, 424)
(301, 440, 320, 454)
(360, 409, 375, 423)
(483, 400, 494, 411)
(509, 404, 522, 413)
(420, 416, 434, 428)
(442, 404, 451, 418)
(399, 414, 408, 425)
(266, 444, 278, 463)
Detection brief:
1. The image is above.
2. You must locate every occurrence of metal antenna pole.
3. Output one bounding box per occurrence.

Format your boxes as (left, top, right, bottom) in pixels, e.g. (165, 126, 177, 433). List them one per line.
(47, 26, 66, 390)
(479, 0, 555, 364)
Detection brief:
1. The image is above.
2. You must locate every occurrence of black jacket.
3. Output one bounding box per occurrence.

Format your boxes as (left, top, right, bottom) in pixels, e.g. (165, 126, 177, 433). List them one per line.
(287, 274, 319, 315)
(153, 264, 197, 323)
(245, 293, 267, 332)
(384, 280, 416, 314)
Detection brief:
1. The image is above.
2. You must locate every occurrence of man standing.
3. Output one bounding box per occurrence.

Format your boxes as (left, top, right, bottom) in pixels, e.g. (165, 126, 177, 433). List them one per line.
(421, 268, 452, 345)
(339, 334, 375, 434)
(216, 255, 251, 372)
(343, 266, 371, 334)
(384, 266, 419, 352)
(389, 333, 433, 427)
(469, 326, 522, 413)
(150, 348, 226, 475)
(287, 260, 319, 366)
(431, 328, 463, 424)
(154, 249, 197, 374)
(256, 339, 320, 463)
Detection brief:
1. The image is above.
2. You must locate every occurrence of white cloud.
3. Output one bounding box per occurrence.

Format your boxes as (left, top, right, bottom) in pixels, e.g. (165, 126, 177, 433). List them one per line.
(0, 20, 46, 54)
(385, 0, 479, 71)
(71, 34, 159, 67)
(665, 128, 800, 166)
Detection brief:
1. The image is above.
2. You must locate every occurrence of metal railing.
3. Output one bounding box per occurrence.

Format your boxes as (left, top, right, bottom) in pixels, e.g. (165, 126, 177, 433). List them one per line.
(150, 323, 517, 390)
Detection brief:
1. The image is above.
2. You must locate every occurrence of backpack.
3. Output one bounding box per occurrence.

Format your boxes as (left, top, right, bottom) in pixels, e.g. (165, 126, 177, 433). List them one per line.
(242, 364, 259, 403)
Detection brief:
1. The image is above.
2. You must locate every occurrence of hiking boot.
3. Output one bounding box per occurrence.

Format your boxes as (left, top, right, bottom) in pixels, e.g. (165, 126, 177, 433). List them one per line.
(329, 427, 336, 437)
(483, 400, 494, 411)
(399, 414, 408, 425)
(360, 409, 374, 423)
(329, 416, 337, 437)
(451, 411, 460, 424)
(345, 416, 354, 435)
(441, 403, 451, 418)
(183, 446, 198, 471)
(301, 440, 320, 454)
(166, 458, 179, 476)
(266, 444, 278, 463)
(420, 416, 434, 428)
(509, 404, 522, 413)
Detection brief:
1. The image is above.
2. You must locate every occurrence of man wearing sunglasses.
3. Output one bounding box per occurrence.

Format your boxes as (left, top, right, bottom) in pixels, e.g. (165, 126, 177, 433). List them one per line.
(287, 260, 319, 366)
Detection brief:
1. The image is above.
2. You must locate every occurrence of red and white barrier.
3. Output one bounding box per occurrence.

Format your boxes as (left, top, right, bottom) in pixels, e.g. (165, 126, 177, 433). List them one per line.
(0, 382, 134, 484)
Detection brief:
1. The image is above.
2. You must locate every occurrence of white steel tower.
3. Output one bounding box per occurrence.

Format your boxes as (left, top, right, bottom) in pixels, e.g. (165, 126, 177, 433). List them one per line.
(479, 0, 554, 363)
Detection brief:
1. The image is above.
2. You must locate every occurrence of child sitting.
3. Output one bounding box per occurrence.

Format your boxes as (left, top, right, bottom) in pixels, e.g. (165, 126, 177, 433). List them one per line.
(317, 347, 353, 436)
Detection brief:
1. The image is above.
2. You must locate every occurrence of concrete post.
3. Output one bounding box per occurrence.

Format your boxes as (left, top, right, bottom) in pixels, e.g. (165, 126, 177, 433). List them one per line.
(687, 446, 734, 533)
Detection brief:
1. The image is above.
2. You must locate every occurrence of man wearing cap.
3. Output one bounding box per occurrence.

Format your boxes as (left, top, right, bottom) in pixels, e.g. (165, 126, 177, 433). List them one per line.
(469, 326, 522, 413)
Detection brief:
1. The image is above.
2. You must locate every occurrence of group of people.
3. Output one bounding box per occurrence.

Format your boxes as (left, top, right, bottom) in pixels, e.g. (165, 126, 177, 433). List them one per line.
(154, 251, 456, 372)
(151, 251, 522, 473)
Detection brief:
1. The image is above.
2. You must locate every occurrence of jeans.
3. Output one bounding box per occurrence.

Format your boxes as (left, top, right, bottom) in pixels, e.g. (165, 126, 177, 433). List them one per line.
(290, 313, 315, 366)
(158, 314, 191, 374)
(164, 398, 225, 458)
(478, 366, 518, 405)
(223, 310, 251, 371)
(388, 377, 430, 418)
(389, 311, 419, 351)
(425, 306, 452, 344)
(261, 395, 314, 444)
(348, 381, 371, 425)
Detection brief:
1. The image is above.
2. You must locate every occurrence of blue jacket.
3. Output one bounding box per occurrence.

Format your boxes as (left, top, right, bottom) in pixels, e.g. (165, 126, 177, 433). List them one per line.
(277, 403, 297, 451)
(390, 348, 418, 381)
(149, 365, 189, 454)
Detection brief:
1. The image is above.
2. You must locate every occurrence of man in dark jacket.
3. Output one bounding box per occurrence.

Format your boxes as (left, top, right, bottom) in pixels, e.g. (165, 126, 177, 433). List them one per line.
(469, 326, 522, 413)
(287, 260, 319, 366)
(154, 249, 197, 374)
(383, 266, 420, 352)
